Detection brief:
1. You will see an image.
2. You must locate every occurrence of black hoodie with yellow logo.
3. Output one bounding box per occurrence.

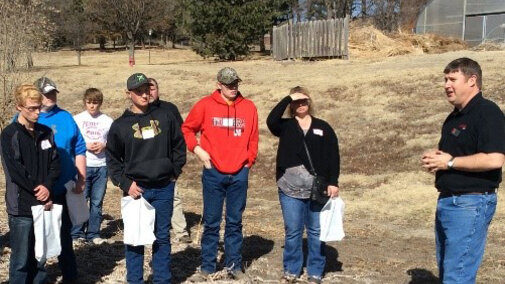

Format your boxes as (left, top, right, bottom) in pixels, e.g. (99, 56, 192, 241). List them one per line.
(106, 105, 186, 194)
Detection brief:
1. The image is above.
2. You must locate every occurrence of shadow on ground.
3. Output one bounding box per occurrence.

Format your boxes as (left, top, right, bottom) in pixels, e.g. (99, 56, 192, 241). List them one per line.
(407, 268, 439, 284)
(172, 234, 275, 283)
(243, 234, 275, 269)
(0, 232, 8, 250)
(172, 246, 201, 283)
(44, 218, 125, 283)
(302, 239, 343, 273)
(45, 241, 124, 283)
(184, 212, 202, 232)
(100, 218, 123, 239)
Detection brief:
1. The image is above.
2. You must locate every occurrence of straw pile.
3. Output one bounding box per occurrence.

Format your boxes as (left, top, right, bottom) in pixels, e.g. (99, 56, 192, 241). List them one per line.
(349, 23, 468, 59)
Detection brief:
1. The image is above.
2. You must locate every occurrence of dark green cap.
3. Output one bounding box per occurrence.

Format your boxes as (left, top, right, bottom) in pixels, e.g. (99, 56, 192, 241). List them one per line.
(127, 73, 152, 90)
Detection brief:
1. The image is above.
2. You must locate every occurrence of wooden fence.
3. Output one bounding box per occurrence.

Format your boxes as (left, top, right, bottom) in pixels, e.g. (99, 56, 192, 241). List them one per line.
(272, 16, 349, 60)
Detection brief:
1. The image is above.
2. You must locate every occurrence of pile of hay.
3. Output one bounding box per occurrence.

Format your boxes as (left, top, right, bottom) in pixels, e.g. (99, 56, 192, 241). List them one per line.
(471, 41, 505, 51)
(349, 22, 467, 59)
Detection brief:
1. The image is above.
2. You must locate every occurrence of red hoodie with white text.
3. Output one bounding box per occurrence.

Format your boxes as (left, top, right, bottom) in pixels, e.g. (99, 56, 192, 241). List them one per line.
(182, 89, 259, 174)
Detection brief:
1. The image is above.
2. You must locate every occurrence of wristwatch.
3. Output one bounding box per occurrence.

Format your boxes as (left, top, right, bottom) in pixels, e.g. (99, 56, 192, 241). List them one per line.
(447, 157, 455, 169)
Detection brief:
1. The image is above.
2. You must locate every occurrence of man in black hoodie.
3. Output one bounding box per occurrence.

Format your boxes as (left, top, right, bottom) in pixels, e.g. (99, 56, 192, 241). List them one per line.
(1, 84, 60, 283)
(106, 73, 186, 283)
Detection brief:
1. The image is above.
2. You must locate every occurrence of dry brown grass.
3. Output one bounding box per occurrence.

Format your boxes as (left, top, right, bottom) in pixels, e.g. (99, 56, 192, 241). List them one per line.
(2, 47, 505, 283)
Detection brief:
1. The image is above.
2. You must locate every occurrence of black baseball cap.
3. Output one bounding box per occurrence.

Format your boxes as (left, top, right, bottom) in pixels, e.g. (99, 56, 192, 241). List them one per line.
(127, 73, 152, 91)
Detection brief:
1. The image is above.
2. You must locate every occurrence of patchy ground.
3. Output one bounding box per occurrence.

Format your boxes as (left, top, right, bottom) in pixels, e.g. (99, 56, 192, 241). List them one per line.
(1, 45, 505, 283)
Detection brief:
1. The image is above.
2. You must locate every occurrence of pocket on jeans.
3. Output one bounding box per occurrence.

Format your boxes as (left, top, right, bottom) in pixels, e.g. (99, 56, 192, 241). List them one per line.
(452, 195, 483, 209)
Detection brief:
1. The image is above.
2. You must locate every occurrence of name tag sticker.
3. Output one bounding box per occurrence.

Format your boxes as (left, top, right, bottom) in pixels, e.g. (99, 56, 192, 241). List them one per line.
(313, 129, 323, 136)
(142, 127, 155, 140)
(41, 139, 52, 150)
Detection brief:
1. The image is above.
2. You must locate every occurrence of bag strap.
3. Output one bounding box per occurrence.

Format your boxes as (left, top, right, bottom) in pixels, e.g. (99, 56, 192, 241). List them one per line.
(302, 138, 318, 177)
(296, 121, 317, 176)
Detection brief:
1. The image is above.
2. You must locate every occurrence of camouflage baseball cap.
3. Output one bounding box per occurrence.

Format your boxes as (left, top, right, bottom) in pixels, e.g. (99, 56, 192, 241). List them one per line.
(127, 73, 152, 90)
(34, 77, 59, 94)
(217, 67, 242, 84)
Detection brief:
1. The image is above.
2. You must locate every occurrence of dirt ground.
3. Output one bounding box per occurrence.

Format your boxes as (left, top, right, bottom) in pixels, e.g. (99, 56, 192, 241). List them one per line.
(1, 45, 505, 283)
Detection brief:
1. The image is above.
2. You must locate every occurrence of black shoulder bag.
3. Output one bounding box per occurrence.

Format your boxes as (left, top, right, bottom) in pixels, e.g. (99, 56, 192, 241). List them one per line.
(302, 139, 330, 205)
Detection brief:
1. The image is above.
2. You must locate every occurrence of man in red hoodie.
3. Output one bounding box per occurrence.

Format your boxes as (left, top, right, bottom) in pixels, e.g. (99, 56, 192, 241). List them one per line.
(182, 67, 258, 280)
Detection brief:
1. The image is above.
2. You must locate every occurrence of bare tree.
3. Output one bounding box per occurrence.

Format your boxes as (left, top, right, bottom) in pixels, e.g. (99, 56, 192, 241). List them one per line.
(86, 0, 164, 64)
(290, 0, 303, 23)
(0, 0, 53, 128)
(361, 0, 367, 17)
(399, 0, 429, 32)
(370, 0, 401, 32)
(305, 0, 351, 20)
(147, 0, 184, 48)
(55, 0, 89, 65)
(329, 0, 352, 18)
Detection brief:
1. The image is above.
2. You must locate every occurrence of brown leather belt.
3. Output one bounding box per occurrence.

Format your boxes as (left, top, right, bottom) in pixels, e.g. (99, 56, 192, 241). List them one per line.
(439, 189, 496, 198)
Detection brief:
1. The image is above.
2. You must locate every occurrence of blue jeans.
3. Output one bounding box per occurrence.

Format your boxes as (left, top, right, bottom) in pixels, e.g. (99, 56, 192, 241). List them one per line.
(436, 192, 497, 283)
(279, 190, 325, 279)
(72, 166, 108, 240)
(201, 166, 249, 274)
(52, 194, 78, 281)
(8, 215, 47, 284)
(125, 182, 174, 284)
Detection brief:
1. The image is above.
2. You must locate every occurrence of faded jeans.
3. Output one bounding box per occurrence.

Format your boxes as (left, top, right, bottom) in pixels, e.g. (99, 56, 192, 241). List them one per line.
(71, 166, 108, 240)
(436, 192, 497, 283)
(125, 182, 174, 284)
(279, 190, 325, 279)
(200, 166, 249, 274)
(8, 215, 47, 284)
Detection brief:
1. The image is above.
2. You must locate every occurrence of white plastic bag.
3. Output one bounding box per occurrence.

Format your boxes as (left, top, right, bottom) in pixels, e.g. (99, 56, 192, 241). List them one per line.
(319, 197, 345, 242)
(121, 196, 156, 246)
(65, 180, 89, 226)
(31, 204, 63, 261)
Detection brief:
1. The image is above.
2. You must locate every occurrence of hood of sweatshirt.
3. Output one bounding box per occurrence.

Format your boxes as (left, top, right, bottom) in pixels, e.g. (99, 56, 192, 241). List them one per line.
(210, 89, 244, 105)
(210, 89, 246, 136)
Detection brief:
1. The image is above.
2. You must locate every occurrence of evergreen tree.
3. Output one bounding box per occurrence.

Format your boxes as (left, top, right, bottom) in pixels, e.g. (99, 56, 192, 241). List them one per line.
(189, 0, 287, 60)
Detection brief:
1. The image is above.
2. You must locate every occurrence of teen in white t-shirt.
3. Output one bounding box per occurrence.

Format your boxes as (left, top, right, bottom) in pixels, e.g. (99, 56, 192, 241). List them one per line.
(71, 88, 113, 244)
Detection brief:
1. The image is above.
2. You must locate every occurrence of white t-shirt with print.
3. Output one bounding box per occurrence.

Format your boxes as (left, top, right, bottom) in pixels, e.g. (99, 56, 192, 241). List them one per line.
(73, 111, 113, 167)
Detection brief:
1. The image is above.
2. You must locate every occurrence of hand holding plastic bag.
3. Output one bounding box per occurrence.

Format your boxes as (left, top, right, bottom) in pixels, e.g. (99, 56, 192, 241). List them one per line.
(121, 196, 156, 246)
(64, 180, 89, 226)
(319, 197, 345, 242)
(31, 204, 62, 262)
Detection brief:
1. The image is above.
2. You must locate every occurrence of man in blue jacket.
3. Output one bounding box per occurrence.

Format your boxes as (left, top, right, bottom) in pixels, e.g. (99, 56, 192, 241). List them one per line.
(34, 77, 87, 282)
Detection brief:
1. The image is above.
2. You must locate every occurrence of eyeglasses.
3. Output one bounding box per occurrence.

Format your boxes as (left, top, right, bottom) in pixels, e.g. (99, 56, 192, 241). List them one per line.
(21, 105, 42, 112)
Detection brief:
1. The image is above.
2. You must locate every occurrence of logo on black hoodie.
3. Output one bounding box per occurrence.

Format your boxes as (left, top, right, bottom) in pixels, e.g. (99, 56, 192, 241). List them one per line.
(132, 120, 161, 139)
